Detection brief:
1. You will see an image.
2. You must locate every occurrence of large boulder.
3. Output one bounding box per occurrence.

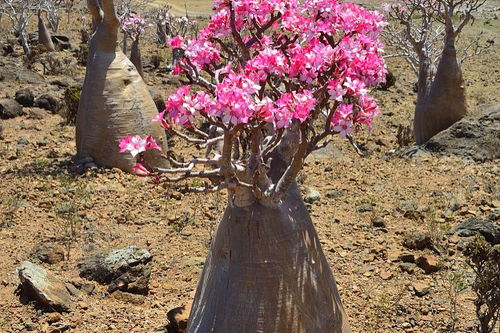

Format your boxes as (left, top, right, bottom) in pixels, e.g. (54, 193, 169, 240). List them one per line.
(34, 94, 61, 113)
(77, 246, 152, 294)
(454, 218, 500, 245)
(17, 261, 73, 312)
(15, 89, 35, 107)
(0, 99, 24, 119)
(423, 106, 500, 162)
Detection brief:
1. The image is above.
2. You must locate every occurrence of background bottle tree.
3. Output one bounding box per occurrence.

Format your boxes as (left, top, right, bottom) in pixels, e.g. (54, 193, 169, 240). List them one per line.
(383, 0, 488, 144)
(76, 0, 167, 172)
(121, 13, 149, 78)
(121, 0, 387, 332)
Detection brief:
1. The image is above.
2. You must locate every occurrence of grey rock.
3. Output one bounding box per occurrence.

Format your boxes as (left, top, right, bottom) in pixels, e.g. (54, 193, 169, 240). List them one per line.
(423, 106, 500, 162)
(372, 217, 386, 228)
(455, 218, 500, 245)
(15, 89, 35, 107)
(395, 106, 500, 162)
(0, 121, 4, 139)
(304, 188, 321, 204)
(52, 35, 72, 50)
(0, 65, 45, 85)
(34, 94, 61, 113)
(0, 99, 24, 119)
(78, 246, 152, 294)
(29, 244, 65, 264)
(403, 231, 432, 250)
(17, 261, 73, 312)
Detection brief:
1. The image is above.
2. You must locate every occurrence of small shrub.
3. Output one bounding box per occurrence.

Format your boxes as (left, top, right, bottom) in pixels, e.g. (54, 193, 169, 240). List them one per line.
(62, 86, 81, 125)
(74, 44, 88, 66)
(377, 70, 396, 90)
(464, 236, 500, 333)
(396, 124, 414, 147)
(150, 54, 164, 69)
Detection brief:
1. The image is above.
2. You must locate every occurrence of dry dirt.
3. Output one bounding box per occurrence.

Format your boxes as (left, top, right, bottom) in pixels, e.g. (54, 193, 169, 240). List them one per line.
(0, 2, 499, 333)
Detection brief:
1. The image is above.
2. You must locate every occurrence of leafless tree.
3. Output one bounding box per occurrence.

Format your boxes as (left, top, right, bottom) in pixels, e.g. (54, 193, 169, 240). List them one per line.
(40, 0, 64, 32)
(0, 0, 42, 54)
(383, 0, 490, 144)
(147, 6, 199, 67)
(114, 0, 147, 53)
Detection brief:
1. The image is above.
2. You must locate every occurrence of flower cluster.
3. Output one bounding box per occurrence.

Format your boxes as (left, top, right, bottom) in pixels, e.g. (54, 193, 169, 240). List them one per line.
(119, 135, 162, 157)
(121, 13, 150, 38)
(121, 0, 387, 171)
(162, 0, 386, 135)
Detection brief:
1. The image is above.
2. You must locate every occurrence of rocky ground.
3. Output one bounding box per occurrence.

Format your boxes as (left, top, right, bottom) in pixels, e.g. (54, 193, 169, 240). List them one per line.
(0, 2, 499, 333)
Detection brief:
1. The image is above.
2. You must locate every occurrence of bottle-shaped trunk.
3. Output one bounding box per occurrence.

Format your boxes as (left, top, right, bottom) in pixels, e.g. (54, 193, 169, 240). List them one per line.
(414, 36, 467, 144)
(76, 0, 167, 172)
(122, 31, 128, 53)
(156, 22, 167, 45)
(188, 182, 351, 333)
(130, 38, 144, 79)
(38, 12, 56, 52)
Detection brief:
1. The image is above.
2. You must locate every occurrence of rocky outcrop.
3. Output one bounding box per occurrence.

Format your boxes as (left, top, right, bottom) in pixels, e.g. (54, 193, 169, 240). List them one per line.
(78, 246, 152, 294)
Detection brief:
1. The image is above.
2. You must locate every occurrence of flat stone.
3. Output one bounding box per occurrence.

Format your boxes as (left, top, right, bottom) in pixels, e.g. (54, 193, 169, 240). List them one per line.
(413, 282, 430, 297)
(416, 255, 441, 274)
(17, 261, 73, 312)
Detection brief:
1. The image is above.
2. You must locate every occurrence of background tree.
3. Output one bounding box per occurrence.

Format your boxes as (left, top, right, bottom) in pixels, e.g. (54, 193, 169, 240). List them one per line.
(37, 9, 55, 51)
(120, 0, 387, 331)
(383, 0, 488, 144)
(0, 0, 41, 55)
(76, 0, 167, 171)
(121, 13, 149, 78)
(114, 0, 147, 54)
(147, 6, 199, 68)
(40, 0, 63, 32)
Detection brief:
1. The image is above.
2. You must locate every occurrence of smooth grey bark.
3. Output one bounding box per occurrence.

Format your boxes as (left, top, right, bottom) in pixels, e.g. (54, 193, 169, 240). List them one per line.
(188, 154, 351, 333)
(130, 37, 143, 79)
(414, 34, 467, 144)
(76, 0, 167, 171)
(38, 11, 55, 51)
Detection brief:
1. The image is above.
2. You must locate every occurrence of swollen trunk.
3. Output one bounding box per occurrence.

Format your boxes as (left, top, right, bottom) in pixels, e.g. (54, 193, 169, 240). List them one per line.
(414, 39, 467, 144)
(38, 13, 55, 52)
(130, 38, 144, 79)
(188, 183, 351, 333)
(76, 2, 167, 172)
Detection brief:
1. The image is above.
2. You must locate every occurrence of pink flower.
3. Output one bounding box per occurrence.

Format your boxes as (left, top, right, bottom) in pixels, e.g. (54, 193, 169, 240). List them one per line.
(144, 135, 162, 151)
(119, 135, 147, 157)
(167, 36, 186, 49)
(333, 119, 353, 139)
(152, 111, 171, 129)
(131, 163, 150, 177)
(119, 135, 162, 157)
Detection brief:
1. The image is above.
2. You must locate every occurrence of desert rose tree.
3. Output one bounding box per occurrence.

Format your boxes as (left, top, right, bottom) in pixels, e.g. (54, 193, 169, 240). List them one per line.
(383, 0, 487, 144)
(121, 13, 148, 78)
(121, 0, 387, 332)
(76, 0, 167, 171)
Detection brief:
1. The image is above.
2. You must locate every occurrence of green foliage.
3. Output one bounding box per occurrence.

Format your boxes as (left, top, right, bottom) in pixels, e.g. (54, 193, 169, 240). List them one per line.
(62, 85, 82, 125)
(464, 236, 500, 333)
(74, 43, 88, 66)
